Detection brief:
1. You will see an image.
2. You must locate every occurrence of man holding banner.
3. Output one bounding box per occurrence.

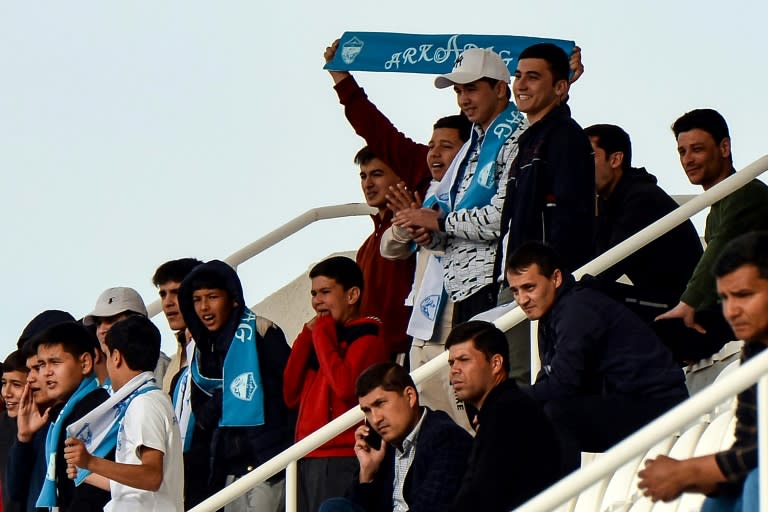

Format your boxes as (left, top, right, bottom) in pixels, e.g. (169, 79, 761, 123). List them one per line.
(327, 34, 574, 323)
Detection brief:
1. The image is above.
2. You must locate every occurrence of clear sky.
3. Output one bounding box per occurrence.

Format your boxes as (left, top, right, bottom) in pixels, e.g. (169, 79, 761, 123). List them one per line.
(2, 0, 766, 358)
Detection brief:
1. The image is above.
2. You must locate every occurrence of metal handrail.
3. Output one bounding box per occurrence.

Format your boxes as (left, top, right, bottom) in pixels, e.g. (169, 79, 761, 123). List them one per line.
(146, 203, 375, 317)
(190, 155, 768, 512)
(516, 352, 768, 511)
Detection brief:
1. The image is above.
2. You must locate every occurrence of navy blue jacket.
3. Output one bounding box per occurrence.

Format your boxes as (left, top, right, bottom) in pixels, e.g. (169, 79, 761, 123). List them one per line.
(450, 379, 566, 512)
(529, 275, 687, 402)
(179, 260, 295, 488)
(594, 166, 702, 306)
(497, 103, 595, 278)
(348, 408, 472, 512)
(7, 421, 47, 511)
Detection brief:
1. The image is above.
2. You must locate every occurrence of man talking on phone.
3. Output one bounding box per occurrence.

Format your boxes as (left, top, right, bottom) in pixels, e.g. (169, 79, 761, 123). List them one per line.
(319, 362, 472, 512)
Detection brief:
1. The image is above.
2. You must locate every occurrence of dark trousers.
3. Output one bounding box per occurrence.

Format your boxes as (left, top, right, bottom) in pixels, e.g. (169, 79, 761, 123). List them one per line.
(298, 457, 358, 512)
(543, 392, 687, 470)
(452, 282, 500, 327)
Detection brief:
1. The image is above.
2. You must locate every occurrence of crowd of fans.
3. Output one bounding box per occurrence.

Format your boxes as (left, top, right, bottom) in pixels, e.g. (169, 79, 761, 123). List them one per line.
(1, 39, 767, 512)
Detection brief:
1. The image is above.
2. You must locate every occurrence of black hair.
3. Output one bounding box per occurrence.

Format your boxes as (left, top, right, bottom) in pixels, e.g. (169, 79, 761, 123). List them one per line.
(477, 77, 512, 100)
(354, 146, 378, 166)
(185, 268, 232, 296)
(355, 361, 417, 397)
(36, 321, 100, 360)
(714, 231, 768, 280)
(152, 258, 204, 287)
(506, 241, 563, 279)
(104, 316, 161, 372)
(584, 124, 633, 172)
(672, 109, 732, 164)
(445, 320, 510, 374)
(518, 43, 570, 84)
(433, 114, 472, 142)
(309, 256, 365, 294)
(3, 350, 29, 374)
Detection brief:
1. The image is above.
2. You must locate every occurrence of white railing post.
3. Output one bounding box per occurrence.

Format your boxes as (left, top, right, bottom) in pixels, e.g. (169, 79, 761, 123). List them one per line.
(516, 349, 768, 511)
(145, 203, 375, 317)
(758, 375, 768, 511)
(285, 460, 298, 512)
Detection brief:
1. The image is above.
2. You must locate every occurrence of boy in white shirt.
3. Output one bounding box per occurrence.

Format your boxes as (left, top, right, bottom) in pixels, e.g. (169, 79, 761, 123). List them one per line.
(63, 316, 183, 511)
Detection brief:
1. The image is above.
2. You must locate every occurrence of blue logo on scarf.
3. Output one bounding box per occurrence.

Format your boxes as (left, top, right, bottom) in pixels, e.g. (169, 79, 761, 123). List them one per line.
(191, 308, 266, 427)
(325, 32, 574, 75)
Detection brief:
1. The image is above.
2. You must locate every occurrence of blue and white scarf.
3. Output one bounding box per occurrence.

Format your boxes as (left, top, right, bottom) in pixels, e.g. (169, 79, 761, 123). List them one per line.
(432, 101, 525, 215)
(37, 375, 99, 508)
(65, 371, 157, 485)
(191, 308, 265, 427)
(172, 340, 196, 452)
(325, 32, 574, 75)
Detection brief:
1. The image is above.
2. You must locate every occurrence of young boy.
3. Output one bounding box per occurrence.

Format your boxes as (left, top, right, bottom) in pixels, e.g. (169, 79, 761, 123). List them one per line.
(63, 315, 183, 511)
(178, 259, 295, 512)
(283, 256, 389, 512)
(8, 311, 75, 512)
(151, 257, 207, 509)
(1, 351, 28, 512)
(26, 321, 111, 511)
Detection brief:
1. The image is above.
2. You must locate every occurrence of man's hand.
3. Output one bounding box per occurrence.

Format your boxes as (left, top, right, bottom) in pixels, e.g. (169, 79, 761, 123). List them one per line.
(353, 424, 386, 483)
(394, 208, 440, 232)
(386, 183, 421, 214)
(16, 383, 49, 443)
(569, 46, 584, 84)
(411, 227, 433, 247)
(324, 39, 351, 84)
(638, 455, 692, 502)
(64, 437, 92, 479)
(655, 301, 706, 334)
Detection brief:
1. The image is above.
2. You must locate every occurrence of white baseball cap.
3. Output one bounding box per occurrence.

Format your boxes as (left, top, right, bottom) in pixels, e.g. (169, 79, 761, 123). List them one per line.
(434, 48, 511, 89)
(83, 287, 148, 325)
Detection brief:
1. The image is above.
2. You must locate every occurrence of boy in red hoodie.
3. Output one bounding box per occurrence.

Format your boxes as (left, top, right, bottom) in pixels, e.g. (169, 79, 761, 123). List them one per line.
(284, 256, 389, 512)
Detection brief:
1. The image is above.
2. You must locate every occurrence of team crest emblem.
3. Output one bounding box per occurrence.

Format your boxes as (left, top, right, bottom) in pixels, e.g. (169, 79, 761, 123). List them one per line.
(341, 36, 364, 64)
(230, 372, 258, 401)
(420, 295, 440, 321)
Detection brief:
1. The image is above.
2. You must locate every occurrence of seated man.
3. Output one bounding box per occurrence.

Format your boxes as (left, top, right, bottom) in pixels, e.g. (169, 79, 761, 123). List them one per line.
(506, 242, 688, 464)
(655, 109, 768, 362)
(178, 260, 295, 512)
(638, 231, 768, 510)
(283, 256, 389, 512)
(445, 321, 565, 511)
(585, 123, 702, 321)
(319, 361, 472, 512)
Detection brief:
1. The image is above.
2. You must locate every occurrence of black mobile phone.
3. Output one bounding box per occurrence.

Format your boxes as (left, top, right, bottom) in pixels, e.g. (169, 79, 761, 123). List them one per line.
(363, 419, 382, 450)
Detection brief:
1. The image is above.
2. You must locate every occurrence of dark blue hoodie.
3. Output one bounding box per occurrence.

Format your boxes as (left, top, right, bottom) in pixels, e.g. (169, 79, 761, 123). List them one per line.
(178, 260, 295, 488)
(529, 273, 688, 402)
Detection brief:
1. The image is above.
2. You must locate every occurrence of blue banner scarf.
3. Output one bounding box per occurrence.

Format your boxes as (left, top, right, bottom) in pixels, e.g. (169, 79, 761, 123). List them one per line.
(65, 372, 157, 485)
(37, 375, 99, 508)
(432, 101, 525, 215)
(325, 32, 574, 75)
(191, 308, 266, 427)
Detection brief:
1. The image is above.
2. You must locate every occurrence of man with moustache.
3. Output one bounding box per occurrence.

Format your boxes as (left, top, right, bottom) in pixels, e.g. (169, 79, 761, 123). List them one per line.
(639, 231, 768, 510)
